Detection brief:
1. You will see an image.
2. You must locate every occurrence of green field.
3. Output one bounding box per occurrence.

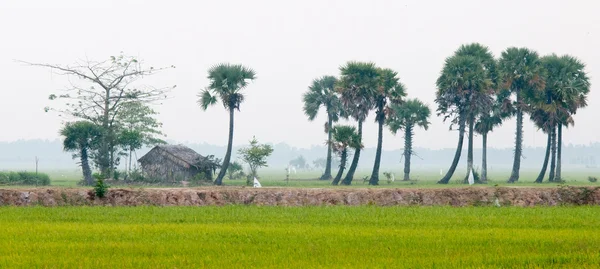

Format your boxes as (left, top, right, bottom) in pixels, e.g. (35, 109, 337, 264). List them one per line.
(42, 168, 600, 188)
(1, 206, 599, 268)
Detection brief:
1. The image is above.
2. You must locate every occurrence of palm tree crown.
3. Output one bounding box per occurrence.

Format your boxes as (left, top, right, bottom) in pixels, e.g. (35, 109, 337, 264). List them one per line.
(199, 63, 256, 111)
(387, 99, 430, 133)
(303, 76, 343, 122)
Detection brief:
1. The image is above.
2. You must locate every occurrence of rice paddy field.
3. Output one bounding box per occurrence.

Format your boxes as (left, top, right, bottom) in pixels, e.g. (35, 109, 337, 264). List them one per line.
(0, 206, 599, 268)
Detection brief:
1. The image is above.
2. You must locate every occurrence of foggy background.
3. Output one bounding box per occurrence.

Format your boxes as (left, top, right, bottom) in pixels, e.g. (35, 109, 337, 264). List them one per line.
(0, 0, 598, 171)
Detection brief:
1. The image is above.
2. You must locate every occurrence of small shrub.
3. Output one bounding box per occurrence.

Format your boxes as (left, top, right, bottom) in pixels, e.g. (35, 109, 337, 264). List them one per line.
(113, 170, 121, 180)
(94, 179, 109, 198)
(588, 177, 598, 183)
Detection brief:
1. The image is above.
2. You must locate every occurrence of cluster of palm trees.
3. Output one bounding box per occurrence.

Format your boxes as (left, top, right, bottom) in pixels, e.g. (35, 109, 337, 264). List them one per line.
(436, 43, 590, 184)
(201, 42, 589, 186)
(303, 63, 430, 185)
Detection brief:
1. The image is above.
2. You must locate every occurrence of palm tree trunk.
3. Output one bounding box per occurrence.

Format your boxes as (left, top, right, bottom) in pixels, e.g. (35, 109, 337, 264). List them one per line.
(534, 131, 552, 183)
(481, 132, 488, 182)
(342, 121, 362, 185)
(320, 115, 333, 180)
(438, 115, 466, 184)
(80, 148, 93, 186)
(369, 116, 385, 185)
(215, 107, 235, 185)
(508, 93, 523, 183)
(556, 124, 562, 182)
(403, 124, 413, 181)
(332, 149, 347, 185)
(463, 119, 475, 183)
(548, 126, 557, 182)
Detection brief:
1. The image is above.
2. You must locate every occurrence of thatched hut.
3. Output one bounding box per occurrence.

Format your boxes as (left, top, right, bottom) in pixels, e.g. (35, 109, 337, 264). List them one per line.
(138, 145, 219, 182)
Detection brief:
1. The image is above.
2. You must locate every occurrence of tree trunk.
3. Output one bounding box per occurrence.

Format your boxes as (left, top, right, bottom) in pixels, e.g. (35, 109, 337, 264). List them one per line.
(548, 126, 557, 182)
(215, 108, 235, 185)
(332, 149, 347, 185)
(463, 119, 475, 183)
(128, 149, 133, 174)
(109, 145, 115, 179)
(99, 92, 111, 177)
(556, 124, 562, 182)
(403, 124, 413, 181)
(369, 115, 385, 185)
(342, 121, 362, 185)
(534, 131, 552, 183)
(320, 115, 333, 180)
(508, 91, 523, 183)
(481, 132, 488, 182)
(80, 148, 93, 186)
(438, 115, 466, 184)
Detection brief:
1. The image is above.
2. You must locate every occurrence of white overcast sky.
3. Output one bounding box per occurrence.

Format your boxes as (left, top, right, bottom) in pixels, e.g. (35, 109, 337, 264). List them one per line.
(0, 0, 598, 150)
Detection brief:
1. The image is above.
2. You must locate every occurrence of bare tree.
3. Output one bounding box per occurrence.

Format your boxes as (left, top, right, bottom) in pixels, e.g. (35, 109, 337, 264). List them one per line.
(21, 53, 175, 177)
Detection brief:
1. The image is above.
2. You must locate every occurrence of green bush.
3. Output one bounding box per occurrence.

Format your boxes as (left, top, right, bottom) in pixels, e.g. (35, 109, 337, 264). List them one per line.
(0, 171, 50, 186)
(94, 179, 109, 198)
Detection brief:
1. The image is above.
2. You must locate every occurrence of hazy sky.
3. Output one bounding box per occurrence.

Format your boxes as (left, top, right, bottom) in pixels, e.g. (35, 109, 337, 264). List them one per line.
(1, 0, 598, 150)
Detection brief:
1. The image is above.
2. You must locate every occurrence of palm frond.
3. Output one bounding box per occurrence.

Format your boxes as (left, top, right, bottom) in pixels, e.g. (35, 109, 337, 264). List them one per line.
(198, 89, 217, 110)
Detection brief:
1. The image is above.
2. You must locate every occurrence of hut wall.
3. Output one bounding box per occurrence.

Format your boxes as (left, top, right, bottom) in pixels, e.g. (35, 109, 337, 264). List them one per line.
(139, 151, 200, 182)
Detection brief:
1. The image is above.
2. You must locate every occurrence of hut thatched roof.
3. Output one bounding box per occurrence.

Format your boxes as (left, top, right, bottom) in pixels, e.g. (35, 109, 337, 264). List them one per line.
(139, 144, 213, 168)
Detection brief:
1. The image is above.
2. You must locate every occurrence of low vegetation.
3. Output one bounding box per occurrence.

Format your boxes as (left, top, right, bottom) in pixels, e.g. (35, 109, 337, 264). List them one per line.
(0, 171, 50, 186)
(0, 206, 598, 268)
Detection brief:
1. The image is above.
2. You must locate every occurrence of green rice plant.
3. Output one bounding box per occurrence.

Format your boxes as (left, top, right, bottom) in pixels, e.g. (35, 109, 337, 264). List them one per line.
(0, 206, 598, 268)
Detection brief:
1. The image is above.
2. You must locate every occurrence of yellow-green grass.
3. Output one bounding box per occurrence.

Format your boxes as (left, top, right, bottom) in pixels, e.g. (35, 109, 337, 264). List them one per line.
(0, 206, 599, 268)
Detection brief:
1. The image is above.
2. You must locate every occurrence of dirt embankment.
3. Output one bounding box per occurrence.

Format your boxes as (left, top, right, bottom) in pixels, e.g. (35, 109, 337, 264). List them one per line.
(1, 186, 599, 207)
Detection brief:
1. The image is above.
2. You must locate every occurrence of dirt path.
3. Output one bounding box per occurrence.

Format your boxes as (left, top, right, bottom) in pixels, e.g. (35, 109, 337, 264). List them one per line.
(1, 186, 599, 206)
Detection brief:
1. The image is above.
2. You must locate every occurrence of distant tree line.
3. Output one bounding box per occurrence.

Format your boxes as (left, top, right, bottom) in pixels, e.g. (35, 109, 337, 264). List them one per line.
(28, 43, 590, 186)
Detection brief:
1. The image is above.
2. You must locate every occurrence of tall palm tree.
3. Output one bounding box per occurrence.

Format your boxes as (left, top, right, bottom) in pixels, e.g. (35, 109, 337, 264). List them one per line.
(386, 99, 430, 181)
(555, 55, 590, 180)
(338, 62, 379, 185)
(436, 55, 491, 184)
(368, 68, 406, 185)
(474, 90, 509, 182)
(60, 121, 103, 186)
(302, 76, 344, 180)
(498, 48, 545, 183)
(199, 63, 256, 186)
(530, 54, 566, 183)
(454, 43, 497, 184)
(329, 125, 362, 185)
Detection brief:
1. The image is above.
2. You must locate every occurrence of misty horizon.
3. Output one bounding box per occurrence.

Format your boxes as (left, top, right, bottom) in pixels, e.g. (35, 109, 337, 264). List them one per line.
(1, 0, 598, 151)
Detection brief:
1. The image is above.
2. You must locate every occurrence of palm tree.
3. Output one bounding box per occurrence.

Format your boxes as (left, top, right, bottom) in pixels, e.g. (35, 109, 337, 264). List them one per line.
(329, 125, 362, 185)
(436, 55, 491, 184)
(337, 62, 379, 185)
(555, 55, 589, 181)
(386, 99, 430, 181)
(498, 48, 545, 183)
(368, 68, 406, 185)
(60, 121, 103, 186)
(199, 63, 256, 186)
(474, 94, 507, 182)
(530, 54, 566, 183)
(454, 43, 497, 184)
(302, 76, 343, 180)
